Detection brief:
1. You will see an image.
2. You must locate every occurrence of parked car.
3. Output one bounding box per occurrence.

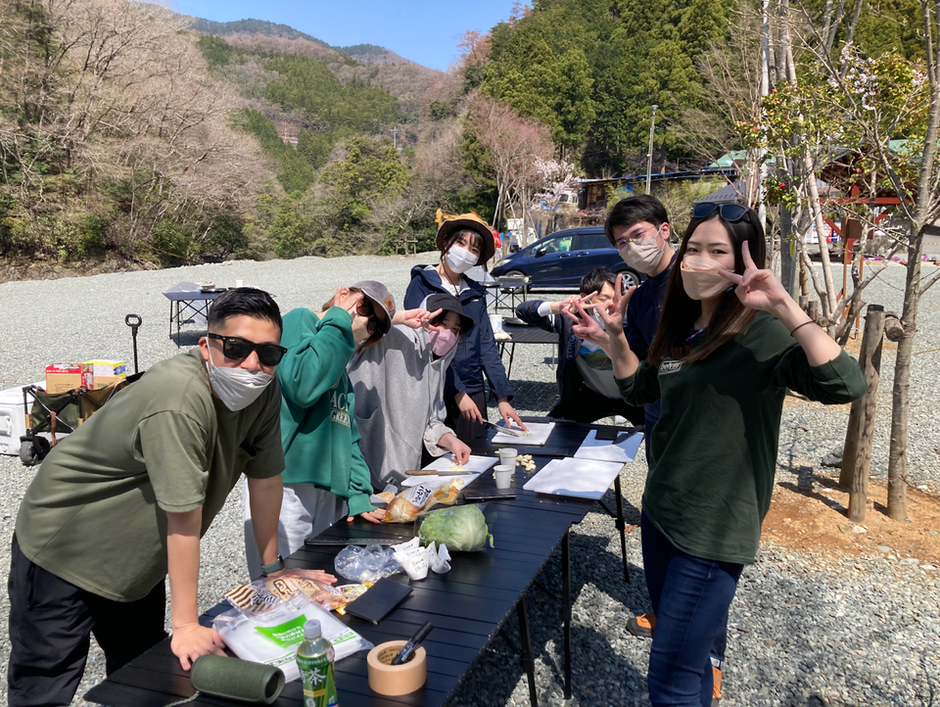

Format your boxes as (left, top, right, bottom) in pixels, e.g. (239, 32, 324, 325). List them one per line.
(491, 227, 645, 290)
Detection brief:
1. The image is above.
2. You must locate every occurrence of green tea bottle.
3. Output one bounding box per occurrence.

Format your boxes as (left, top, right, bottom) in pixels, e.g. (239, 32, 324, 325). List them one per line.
(296, 619, 338, 707)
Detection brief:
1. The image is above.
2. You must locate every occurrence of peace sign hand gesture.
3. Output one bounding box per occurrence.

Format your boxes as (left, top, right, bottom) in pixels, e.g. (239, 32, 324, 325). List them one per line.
(718, 241, 791, 316)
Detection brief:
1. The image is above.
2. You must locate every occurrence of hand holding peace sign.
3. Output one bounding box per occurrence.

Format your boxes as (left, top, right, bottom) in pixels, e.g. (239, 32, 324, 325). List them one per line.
(718, 241, 790, 316)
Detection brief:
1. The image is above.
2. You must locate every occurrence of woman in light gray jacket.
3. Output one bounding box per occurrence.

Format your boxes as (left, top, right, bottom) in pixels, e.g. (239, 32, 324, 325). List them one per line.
(348, 292, 474, 488)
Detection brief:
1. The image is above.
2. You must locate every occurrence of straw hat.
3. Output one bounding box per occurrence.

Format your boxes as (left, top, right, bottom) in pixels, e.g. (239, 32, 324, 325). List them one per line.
(435, 213, 495, 265)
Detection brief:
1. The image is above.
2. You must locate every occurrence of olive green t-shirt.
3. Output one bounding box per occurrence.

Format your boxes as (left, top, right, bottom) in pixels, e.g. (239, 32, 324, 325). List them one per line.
(15, 348, 285, 602)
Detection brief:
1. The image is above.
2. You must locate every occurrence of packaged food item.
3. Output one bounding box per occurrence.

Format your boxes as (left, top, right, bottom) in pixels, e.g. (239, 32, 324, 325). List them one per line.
(213, 590, 372, 682)
(225, 572, 367, 613)
(384, 479, 464, 523)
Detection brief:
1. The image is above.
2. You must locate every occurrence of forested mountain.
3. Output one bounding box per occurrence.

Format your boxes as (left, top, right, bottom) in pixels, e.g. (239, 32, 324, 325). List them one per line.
(0, 0, 925, 274)
(189, 18, 332, 47)
(339, 44, 415, 66)
(477, 0, 924, 176)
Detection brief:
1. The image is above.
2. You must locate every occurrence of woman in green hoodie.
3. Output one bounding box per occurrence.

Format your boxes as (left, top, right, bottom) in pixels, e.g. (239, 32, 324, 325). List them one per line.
(243, 280, 431, 577)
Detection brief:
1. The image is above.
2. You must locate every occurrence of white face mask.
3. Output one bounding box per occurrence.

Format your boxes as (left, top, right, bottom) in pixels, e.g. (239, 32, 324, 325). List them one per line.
(618, 227, 665, 274)
(444, 245, 478, 274)
(205, 351, 274, 411)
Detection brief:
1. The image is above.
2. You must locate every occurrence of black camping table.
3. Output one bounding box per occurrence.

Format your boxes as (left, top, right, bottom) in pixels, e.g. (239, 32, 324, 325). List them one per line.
(84, 421, 641, 707)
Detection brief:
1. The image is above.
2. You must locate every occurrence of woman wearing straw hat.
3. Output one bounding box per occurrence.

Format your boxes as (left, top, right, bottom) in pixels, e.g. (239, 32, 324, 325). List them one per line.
(404, 213, 527, 442)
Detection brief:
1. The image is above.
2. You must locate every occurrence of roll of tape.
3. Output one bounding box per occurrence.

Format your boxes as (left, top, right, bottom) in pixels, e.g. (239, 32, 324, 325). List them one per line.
(190, 654, 285, 704)
(367, 640, 427, 696)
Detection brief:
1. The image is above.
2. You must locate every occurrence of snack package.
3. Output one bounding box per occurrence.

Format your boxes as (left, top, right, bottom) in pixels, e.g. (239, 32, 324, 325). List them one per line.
(370, 483, 398, 508)
(224, 571, 367, 613)
(213, 590, 372, 681)
(384, 479, 464, 523)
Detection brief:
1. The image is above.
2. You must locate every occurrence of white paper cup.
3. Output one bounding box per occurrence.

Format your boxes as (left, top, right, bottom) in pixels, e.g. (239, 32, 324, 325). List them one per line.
(498, 448, 518, 467)
(494, 465, 513, 490)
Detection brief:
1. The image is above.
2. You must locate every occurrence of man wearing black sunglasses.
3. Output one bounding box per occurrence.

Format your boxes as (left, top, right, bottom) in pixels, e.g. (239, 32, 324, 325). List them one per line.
(7, 288, 327, 706)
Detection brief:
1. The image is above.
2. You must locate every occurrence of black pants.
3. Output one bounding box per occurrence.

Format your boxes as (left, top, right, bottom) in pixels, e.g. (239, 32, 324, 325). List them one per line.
(7, 536, 168, 707)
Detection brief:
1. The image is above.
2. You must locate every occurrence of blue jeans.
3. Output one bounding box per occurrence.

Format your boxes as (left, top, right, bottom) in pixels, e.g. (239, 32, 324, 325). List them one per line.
(641, 513, 743, 707)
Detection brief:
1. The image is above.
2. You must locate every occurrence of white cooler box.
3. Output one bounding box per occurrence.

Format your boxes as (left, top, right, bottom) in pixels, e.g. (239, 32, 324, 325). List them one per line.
(0, 385, 29, 456)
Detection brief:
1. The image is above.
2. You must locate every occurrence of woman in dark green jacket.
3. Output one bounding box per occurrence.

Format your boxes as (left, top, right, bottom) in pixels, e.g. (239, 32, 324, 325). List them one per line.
(580, 204, 866, 707)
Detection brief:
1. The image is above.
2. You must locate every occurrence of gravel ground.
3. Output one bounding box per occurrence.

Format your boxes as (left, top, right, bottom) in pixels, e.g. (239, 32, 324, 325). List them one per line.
(0, 256, 937, 706)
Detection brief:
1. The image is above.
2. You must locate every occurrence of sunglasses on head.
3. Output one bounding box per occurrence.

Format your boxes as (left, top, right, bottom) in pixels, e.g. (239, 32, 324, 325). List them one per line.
(691, 202, 749, 223)
(208, 333, 288, 366)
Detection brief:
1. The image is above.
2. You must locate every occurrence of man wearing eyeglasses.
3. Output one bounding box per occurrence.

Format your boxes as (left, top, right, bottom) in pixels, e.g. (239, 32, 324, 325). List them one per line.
(6, 288, 317, 707)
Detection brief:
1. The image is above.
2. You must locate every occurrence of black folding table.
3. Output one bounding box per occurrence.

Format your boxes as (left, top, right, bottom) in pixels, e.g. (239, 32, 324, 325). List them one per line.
(84, 422, 640, 707)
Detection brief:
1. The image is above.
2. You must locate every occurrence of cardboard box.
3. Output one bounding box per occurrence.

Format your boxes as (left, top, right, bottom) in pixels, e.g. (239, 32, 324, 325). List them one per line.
(83, 360, 126, 390)
(45, 364, 93, 394)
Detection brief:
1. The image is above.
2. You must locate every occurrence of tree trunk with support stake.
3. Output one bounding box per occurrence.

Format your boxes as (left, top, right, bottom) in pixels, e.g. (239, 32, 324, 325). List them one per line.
(847, 305, 885, 522)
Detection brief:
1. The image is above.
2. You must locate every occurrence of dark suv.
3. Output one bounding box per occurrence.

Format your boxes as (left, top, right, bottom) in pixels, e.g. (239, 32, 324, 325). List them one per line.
(490, 227, 644, 289)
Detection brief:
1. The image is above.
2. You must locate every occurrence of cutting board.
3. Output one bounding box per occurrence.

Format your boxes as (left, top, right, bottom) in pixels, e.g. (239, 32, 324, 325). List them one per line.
(522, 457, 625, 500)
(400, 454, 497, 488)
(573, 430, 644, 464)
(492, 421, 556, 446)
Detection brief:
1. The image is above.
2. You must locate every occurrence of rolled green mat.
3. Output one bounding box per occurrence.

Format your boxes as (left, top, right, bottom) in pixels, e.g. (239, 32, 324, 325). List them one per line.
(189, 655, 285, 704)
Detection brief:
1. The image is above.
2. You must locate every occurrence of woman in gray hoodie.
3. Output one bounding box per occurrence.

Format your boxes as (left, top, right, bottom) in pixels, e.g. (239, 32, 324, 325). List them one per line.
(348, 292, 474, 488)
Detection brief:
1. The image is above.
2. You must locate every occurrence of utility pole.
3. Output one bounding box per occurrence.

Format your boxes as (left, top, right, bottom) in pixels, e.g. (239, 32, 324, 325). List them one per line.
(645, 105, 658, 195)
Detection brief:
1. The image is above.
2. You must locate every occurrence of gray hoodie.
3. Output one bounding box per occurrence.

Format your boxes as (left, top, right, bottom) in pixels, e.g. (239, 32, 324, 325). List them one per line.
(347, 325, 457, 488)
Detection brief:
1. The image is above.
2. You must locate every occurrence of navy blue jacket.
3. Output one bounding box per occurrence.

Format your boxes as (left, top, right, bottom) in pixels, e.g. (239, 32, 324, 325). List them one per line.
(624, 254, 676, 429)
(404, 266, 514, 401)
(514, 300, 581, 418)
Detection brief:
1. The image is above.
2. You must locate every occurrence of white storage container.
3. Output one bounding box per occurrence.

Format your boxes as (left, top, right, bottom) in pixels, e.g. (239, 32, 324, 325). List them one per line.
(0, 385, 29, 456)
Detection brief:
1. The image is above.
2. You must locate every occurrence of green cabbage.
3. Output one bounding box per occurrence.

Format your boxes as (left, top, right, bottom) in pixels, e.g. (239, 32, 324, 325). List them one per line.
(418, 505, 494, 552)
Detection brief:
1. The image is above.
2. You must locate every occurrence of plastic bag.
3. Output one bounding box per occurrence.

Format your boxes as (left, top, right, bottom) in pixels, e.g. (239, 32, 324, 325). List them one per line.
(213, 591, 372, 682)
(334, 543, 403, 582)
(384, 479, 464, 523)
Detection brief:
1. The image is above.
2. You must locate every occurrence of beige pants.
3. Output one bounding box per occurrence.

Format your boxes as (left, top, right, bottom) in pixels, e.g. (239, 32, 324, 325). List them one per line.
(242, 479, 347, 579)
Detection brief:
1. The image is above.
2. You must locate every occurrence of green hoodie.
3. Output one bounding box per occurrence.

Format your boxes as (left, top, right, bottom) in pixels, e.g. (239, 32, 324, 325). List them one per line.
(276, 307, 376, 516)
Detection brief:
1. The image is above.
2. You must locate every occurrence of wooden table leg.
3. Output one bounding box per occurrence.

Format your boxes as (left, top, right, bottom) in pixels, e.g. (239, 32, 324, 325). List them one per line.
(517, 596, 539, 707)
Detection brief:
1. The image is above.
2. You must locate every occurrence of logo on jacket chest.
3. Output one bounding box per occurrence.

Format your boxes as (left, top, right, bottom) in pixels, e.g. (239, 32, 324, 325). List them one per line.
(659, 359, 682, 375)
(331, 386, 350, 426)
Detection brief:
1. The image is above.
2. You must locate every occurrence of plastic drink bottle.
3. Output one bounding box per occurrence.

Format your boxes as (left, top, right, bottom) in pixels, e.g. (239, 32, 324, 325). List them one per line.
(296, 619, 338, 707)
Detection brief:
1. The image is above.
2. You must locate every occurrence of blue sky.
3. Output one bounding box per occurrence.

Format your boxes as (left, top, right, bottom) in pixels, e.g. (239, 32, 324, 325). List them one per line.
(168, 0, 519, 71)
